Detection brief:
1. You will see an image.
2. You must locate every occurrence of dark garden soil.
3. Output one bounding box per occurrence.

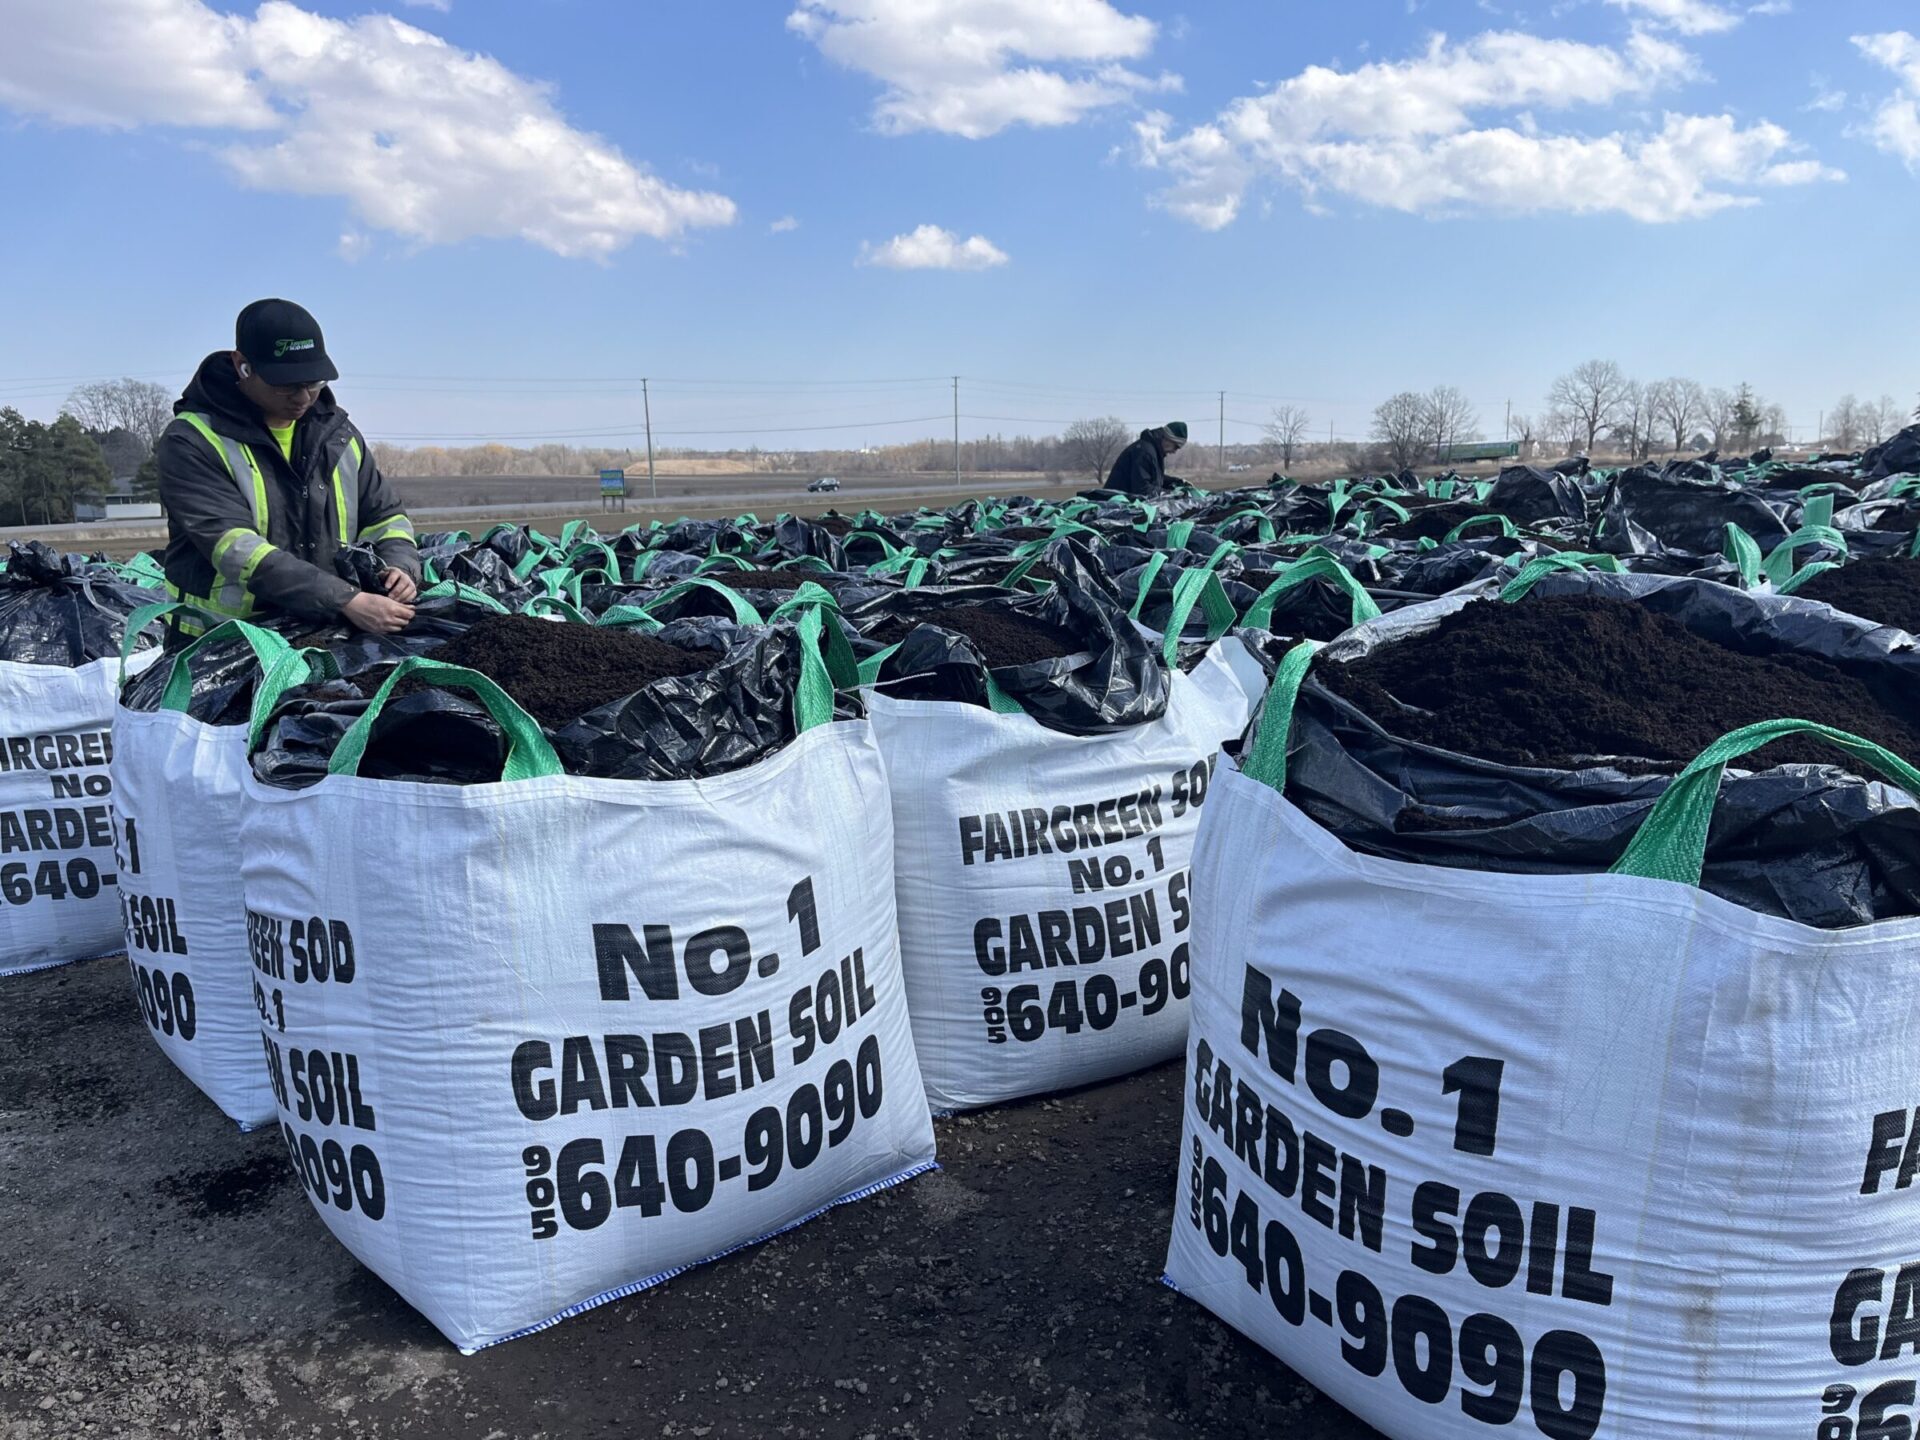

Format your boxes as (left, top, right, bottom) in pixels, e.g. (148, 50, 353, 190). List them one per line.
(810, 513, 857, 536)
(697, 568, 844, 591)
(871, 604, 1085, 665)
(988, 525, 1057, 541)
(1320, 594, 1920, 770)
(0, 956, 1382, 1440)
(1790, 557, 1920, 635)
(360, 613, 711, 727)
(1377, 502, 1490, 542)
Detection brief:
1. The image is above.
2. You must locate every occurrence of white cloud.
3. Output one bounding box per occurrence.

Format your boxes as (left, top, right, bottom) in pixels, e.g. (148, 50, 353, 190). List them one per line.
(1854, 32, 1920, 169)
(1604, 0, 1740, 35)
(337, 230, 372, 261)
(401, 0, 451, 10)
(858, 224, 1008, 269)
(1132, 30, 1837, 227)
(770, 215, 801, 233)
(0, 0, 735, 259)
(787, 0, 1174, 138)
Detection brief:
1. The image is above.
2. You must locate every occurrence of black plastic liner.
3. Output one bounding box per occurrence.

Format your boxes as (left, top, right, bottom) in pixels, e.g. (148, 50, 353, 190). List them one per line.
(251, 616, 859, 788)
(1597, 465, 1792, 559)
(850, 540, 1169, 735)
(1249, 572, 1920, 928)
(0, 542, 164, 668)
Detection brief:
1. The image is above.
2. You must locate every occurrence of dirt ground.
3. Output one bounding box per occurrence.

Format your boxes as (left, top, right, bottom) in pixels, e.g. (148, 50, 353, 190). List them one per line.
(0, 954, 1381, 1440)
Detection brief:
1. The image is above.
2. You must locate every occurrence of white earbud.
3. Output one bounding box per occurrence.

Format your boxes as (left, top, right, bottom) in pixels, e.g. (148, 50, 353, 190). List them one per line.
(238, 362, 253, 379)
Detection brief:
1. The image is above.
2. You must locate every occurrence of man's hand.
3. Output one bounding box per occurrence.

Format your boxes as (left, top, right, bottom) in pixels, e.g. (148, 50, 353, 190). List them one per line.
(342, 591, 415, 635)
(382, 568, 419, 604)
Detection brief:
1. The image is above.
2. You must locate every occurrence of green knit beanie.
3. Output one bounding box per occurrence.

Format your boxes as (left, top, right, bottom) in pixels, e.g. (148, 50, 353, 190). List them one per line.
(1164, 421, 1188, 442)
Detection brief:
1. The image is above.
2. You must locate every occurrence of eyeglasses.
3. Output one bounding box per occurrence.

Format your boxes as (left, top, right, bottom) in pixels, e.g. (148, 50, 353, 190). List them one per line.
(262, 379, 327, 398)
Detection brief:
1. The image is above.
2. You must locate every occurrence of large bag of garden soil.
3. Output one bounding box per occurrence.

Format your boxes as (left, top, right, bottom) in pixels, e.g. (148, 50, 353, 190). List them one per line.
(1276, 569, 1920, 928)
(237, 612, 934, 1350)
(1165, 644, 1920, 1439)
(111, 613, 335, 1126)
(0, 544, 163, 977)
(855, 547, 1250, 1110)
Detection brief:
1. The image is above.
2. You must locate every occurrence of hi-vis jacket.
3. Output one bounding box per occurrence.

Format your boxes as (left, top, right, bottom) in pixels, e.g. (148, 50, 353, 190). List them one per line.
(155, 352, 419, 631)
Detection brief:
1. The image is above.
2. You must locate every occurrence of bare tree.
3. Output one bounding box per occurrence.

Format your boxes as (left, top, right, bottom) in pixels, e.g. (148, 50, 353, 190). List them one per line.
(1703, 387, 1737, 450)
(1646, 377, 1706, 455)
(1547, 359, 1633, 455)
(1420, 386, 1479, 461)
(1828, 394, 1864, 450)
(1060, 416, 1131, 480)
(1758, 403, 1790, 449)
(1608, 380, 1654, 462)
(1866, 395, 1906, 445)
(1263, 404, 1311, 470)
(1508, 412, 1537, 459)
(1371, 392, 1428, 472)
(61, 378, 174, 455)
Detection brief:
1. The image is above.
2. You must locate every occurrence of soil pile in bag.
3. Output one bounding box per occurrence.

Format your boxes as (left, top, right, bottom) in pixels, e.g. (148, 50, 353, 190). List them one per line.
(1269, 575, 1920, 926)
(695, 568, 844, 592)
(1382, 502, 1488, 542)
(1791, 558, 1920, 635)
(1319, 594, 1920, 771)
(0, 542, 161, 667)
(376, 613, 711, 726)
(870, 604, 1082, 664)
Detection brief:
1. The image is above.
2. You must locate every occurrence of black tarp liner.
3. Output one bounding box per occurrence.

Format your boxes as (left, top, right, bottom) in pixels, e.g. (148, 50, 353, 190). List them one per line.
(1862, 424, 1920, 481)
(0, 542, 163, 667)
(1597, 465, 1793, 559)
(1484, 464, 1589, 524)
(850, 540, 1169, 735)
(1243, 572, 1920, 928)
(251, 617, 859, 787)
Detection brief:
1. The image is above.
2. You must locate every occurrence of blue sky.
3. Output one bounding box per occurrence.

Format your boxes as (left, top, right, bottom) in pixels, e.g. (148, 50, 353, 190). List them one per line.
(0, 0, 1915, 451)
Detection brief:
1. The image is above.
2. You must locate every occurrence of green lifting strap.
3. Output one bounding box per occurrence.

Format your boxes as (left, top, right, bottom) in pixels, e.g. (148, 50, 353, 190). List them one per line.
(331, 660, 562, 781)
(1497, 552, 1626, 603)
(1762, 525, 1848, 589)
(1242, 554, 1382, 633)
(1128, 552, 1170, 621)
(1240, 641, 1325, 791)
(1612, 720, 1920, 887)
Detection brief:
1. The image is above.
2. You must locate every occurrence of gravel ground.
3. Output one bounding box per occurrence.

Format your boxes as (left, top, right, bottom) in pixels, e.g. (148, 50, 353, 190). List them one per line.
(0, 955, 1380, 1440)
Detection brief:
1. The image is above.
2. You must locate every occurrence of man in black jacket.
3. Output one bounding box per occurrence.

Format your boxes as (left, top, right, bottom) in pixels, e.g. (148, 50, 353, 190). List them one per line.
(1105, 421, 1188, 497)
(155, 298, 420, 638)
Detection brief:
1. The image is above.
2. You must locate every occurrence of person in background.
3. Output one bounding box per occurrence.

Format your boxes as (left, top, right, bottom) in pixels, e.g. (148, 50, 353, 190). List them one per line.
(154, 298, 419, 640)
(1105, 421, 1188, 498)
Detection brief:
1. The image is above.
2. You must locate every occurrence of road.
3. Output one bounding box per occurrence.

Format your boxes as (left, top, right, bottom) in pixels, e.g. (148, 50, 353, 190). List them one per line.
(0, 954, 1381, 1440)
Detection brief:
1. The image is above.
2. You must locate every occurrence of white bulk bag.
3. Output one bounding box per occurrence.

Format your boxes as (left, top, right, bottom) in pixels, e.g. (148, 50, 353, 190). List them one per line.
(111, 613, 326, 1127)
(1165, 644, 1920, 1440)
(0, 645, 159, 977)
(868, 635, 1250, 1111)
(239, 646, 935, 1351)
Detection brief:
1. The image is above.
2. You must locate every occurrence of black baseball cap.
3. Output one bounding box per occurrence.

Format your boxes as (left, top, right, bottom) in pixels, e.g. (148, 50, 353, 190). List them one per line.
(235, 298, 339, 385)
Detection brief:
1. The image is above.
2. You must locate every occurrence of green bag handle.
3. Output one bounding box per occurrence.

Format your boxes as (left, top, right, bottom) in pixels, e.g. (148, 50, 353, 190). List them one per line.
(1000, 551, 1052, 590)
(1166, 519, 1196, 550)
(774, 554, 836, 574)
(1762, 525, 1848, 588)
(509, 546, 549, 582)
(1723, 524, 1763, 588)
(329, 658, 562, 780)
(158, 617, 294, 714)
(118, 600, 199, 684)
(420, 556, 442, 585)
(1424, 478, 1458, 501)
(1444, 514, 1519, 543)
(1352, 498, 1411, 537)
(629, 550, 661, 582)
(768, 584, 858, 690)
(418, 580, 512, 613)
(1800, 492, 1835, 531)
(983, 674, 1025, 716)
(1217, 508, 1277, 544)
(696, 553, 753, 573)
(901, 557, 931, 589)
(565, 539, 622, 581)
(247, 644, 338, 752)
(594, 604, 665, 631)
(1911, 529, 1920, 560)
(857, 642, 900, 686)
(1775, 561, 1844, 598)
(1240, 640, 1325, 792)
(1472, 480, 1496, 504)
(645, 578, 764, 627)
(1242, 554, 1383, 632)
(558, 519, 593, 549)
(789, 605, 840, 733)
(1159, 565, 1238, 667)
(1611, 720, 1920, 887)
(1128, 552, 1171, 621)
(1325, 480, 1351, 526)
(523, 595, 593, 624)
(1498, 551, 1626, 603)
(534, 570, 587, 605)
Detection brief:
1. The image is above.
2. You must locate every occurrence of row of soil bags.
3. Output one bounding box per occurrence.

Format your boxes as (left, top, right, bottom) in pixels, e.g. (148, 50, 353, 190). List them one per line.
(102, 543, 1253, 1350)
(1164, 570, 1920, 1438)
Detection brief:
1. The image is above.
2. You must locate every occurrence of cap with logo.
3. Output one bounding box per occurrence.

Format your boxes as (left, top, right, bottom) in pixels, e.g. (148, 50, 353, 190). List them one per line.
(235, 298, 339, 386)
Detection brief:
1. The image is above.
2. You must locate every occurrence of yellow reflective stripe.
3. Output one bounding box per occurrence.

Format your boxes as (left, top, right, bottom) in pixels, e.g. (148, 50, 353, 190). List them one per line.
(238, 540, 277, 586)
(242, 445, 268, 532)
(178, 412, 225, 464)
(357, 514, 415, 544)
(210, 527, 253, 576)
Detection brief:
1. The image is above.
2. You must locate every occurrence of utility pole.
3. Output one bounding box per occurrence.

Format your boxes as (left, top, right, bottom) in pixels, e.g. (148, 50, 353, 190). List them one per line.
(642, 378, 657, 501)
(1504, 400, 1511, 441)
(953, 375, 960, 489)
(1218, 390, 1225, 475)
